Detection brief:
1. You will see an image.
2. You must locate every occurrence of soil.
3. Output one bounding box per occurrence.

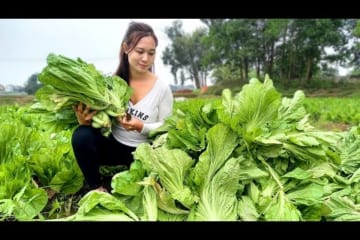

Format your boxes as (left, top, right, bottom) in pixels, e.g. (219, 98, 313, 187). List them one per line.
(0, 95, 34, 105)
(45, 188, 58, 200)
(314, 121, 351, 132)
(305, 88, 357, 98)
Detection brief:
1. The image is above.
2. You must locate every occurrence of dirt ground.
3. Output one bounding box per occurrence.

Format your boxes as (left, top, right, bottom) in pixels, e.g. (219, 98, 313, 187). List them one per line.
(314, 121, 351, 132)
(0, 95, 34, 105)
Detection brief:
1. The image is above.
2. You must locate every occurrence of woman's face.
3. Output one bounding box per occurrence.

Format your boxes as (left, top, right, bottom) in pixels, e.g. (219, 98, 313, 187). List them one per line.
(127, 36, 156, 74)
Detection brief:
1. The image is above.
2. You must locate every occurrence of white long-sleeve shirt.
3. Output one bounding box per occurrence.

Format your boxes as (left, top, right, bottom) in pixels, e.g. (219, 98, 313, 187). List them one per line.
(111, 78, 173, 147)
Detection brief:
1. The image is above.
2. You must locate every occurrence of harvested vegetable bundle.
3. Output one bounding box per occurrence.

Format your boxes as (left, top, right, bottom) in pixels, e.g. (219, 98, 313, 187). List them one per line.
(30, 53, 132, 134)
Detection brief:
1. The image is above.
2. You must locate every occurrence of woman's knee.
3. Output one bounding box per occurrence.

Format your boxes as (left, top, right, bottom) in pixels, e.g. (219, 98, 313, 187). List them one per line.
(71, 125, 97, 148)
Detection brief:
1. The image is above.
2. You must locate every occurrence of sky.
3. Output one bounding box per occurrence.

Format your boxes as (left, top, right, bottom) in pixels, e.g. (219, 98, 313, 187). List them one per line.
(0, 19, 206, 87)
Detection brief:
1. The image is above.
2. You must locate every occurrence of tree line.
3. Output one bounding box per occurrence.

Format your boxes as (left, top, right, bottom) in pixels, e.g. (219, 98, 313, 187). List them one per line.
(24, 19, 360, 94)
(162, 19, 360, 89)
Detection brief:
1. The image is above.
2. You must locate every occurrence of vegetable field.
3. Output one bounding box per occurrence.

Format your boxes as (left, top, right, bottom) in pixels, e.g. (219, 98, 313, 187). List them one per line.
(1, 76, 360, 221)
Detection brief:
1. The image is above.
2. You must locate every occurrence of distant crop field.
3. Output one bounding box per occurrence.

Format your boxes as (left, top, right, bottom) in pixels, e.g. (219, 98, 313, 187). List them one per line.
(0, 95, 34, 105)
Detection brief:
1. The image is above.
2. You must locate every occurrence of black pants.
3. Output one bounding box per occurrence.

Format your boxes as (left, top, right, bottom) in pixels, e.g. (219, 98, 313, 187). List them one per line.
(71, 125, 136, 189)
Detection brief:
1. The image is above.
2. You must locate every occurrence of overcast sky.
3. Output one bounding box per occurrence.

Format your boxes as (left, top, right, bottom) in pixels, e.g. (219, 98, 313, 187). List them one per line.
(0, 19, 206, 87)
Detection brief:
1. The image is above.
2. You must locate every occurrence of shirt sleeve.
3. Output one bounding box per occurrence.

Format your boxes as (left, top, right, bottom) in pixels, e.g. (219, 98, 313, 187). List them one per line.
(140, 85, 173, 135)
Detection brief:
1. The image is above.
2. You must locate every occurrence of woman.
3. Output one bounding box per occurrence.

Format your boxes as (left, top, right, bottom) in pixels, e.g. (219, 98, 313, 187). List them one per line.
(71, 21, 174, 192)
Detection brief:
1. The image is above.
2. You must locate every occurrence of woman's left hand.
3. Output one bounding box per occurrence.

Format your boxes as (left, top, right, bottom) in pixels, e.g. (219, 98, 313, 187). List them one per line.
(117, 115, 143, 132)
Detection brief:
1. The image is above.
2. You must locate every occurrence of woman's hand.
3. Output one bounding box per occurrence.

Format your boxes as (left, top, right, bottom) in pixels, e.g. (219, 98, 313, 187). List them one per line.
(117, 114, 143, 132)
(73, 102, 97, 125)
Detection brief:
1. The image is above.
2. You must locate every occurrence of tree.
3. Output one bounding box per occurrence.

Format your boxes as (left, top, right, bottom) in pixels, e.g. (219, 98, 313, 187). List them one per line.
(163, 20, 210, 88)
(24, 73, 42, 95)
(350, 19, 360, 69)
(202, 18, 352, 88)
(162, 20, 184, 86)
(162, 46, 181, 85)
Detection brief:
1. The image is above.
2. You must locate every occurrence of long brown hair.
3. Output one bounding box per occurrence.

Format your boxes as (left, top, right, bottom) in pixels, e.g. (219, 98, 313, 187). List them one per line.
(114, 21, 158, 84)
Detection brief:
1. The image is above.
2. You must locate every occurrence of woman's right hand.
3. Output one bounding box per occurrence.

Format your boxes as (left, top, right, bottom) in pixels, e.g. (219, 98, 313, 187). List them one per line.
(73, 102, 97, 125)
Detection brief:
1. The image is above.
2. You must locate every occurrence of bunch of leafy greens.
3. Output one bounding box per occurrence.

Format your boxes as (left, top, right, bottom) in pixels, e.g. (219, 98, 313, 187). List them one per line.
(30, 53, 132, 134)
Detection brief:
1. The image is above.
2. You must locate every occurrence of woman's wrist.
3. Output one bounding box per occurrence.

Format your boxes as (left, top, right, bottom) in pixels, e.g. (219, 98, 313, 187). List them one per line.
(78, 119, 91, 126)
